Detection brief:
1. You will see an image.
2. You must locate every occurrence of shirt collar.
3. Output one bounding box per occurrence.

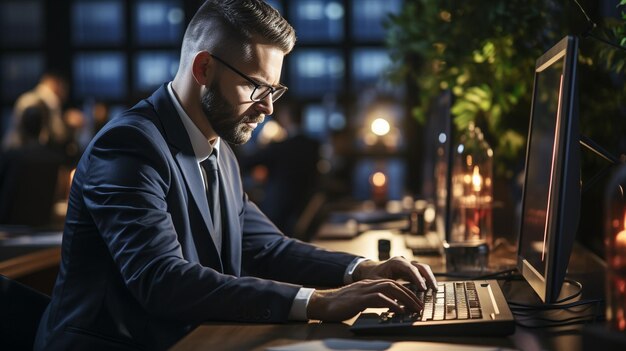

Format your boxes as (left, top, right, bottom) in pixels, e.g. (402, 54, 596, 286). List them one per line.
(166, 82, 219, 162)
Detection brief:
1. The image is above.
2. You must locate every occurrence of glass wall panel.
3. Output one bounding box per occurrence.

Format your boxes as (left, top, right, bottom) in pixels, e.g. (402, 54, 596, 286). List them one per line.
(72, 0, 125, 45)
(0, 1, 43, 46)
(290, 0, 344, 42)
(351, 48, 392, 89)
(73, 52, 127, 99)
(134, 1, 184, 45)
(289, 49, 344, 97)
(134, 51, 179, 91)
(352, 0, 403, 41)
(1, 54, 44, 100)
(264, 0, 283, 14)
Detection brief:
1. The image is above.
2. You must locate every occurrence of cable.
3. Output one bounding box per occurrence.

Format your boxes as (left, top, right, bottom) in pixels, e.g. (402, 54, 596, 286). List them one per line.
(515, 315, 598, 328)
(573, 0, 598, 34)
(506, 279, 584, 309)
(509, 298, 601, 312)
(572, 0, 626, 52)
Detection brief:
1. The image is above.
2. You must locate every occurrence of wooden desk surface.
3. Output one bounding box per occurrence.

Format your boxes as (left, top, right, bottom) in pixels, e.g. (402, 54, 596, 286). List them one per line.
(172, 230, 608, 351)
(0, 246, 61, 279)
(0, 230, 63, 294)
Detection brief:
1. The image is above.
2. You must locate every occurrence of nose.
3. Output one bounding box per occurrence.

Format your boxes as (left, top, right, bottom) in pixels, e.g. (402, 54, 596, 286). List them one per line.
(256, 93, 274, 116)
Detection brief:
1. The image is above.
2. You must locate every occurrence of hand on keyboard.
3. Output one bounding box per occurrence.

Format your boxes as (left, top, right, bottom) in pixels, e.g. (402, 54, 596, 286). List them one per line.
(306, 279, 423, 322)
(380, 281, 483, 324)
(352, 256, 438, 291)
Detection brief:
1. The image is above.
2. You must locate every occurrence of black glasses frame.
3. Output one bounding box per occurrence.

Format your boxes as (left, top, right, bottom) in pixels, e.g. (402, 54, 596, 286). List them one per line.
(210, 54, 287, 102)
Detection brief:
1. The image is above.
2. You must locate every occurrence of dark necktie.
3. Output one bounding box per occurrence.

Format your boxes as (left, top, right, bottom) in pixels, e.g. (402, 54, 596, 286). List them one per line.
(200, 151, 222, 253)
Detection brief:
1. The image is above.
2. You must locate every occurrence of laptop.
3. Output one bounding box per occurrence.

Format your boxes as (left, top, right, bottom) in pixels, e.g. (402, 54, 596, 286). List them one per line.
(350, 35, 580, 337)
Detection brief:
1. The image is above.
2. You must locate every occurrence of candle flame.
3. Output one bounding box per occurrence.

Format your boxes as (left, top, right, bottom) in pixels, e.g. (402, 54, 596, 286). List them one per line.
(472, 166, 482, 192)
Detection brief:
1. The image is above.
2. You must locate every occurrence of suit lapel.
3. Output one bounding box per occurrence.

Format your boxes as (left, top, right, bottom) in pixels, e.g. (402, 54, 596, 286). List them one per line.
(147, 85, 223, 266)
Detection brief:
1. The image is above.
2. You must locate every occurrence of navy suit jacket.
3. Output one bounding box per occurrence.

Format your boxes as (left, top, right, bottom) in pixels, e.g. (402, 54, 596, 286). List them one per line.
(34, 85, 357, 350)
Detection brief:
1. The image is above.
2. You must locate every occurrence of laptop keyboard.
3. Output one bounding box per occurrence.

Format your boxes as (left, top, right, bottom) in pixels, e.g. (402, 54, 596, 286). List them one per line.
(379, 281, 483, 324)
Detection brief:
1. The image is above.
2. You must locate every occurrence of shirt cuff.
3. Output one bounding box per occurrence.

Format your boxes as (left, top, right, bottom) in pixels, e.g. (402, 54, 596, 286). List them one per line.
(343, 257, 369, 285)
(288, 287, 315, 321)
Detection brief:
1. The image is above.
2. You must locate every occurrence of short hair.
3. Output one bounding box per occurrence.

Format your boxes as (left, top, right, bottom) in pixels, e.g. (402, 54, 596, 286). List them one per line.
(180, 0, 296, 68)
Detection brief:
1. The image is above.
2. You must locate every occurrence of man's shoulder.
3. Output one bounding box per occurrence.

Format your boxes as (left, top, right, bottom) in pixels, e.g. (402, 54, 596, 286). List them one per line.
(101, 101, 162, 137)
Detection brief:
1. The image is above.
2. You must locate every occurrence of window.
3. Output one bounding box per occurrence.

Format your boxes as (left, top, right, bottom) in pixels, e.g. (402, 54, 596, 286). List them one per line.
(351, 0, 403, 41)
(264, 0, 283, 14)
(351, 48, 392, 89)
(290, 0, 344, 43)
(72, 0, 125, 45)
(134, 1, 185, 45)
(73, 52, 127, 99)
(289, 49, 344, 97)
(134, 51, 179, 91)
(0, 1, 43, 46)
(1, 54, 44, 101)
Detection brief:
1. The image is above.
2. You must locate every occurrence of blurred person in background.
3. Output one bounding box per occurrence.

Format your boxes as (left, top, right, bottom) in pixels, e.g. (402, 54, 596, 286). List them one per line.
(241, 101, 321, 237)
(0, 102, 64, 226)
(3, 71, 84, 164)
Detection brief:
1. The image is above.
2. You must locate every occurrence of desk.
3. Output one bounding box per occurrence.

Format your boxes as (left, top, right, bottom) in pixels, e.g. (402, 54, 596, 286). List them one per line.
(172, 230, 607, 351)
(0, 230, 62, 294)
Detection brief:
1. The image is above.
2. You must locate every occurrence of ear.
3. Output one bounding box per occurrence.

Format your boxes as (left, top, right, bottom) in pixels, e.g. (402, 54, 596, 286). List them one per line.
(191, 51, 214, 86)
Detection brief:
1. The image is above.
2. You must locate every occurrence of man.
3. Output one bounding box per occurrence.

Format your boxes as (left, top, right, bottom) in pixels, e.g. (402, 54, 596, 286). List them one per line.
(34, 1, 436, 350)
(0, 103, 64, 226)
(240, 101, 322, 237)
(4, 71, 84, 163)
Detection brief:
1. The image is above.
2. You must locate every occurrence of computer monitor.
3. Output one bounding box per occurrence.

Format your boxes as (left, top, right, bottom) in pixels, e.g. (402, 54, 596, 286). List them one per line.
(517, 36, 580, 303)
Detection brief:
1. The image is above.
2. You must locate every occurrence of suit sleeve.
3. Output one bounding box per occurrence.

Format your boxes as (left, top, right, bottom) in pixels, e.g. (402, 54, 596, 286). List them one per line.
(82, 122, 301, 324)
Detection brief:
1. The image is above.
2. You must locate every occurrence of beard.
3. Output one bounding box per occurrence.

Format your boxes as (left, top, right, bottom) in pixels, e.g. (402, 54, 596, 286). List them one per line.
(201, 81, 262, 145)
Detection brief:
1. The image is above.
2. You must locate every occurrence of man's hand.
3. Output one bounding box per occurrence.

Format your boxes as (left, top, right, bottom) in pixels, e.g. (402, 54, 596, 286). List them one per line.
(306, 279, 423, 322)
(305, 257, 437, 322)
(353, 256, 437, 291)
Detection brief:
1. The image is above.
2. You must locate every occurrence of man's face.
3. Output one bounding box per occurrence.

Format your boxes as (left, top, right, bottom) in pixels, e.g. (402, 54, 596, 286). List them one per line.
(201, 81, 255, 145)
(201, 44, 285, 145)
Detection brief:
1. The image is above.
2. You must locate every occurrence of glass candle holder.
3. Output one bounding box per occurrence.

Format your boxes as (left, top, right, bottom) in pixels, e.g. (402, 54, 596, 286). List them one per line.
(605, 163, 626, 332)
(449, 122, 494, 247)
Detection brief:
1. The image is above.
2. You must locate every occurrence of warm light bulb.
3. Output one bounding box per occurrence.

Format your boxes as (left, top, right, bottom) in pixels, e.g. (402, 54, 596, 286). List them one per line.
(371, 118, 390, 136)
(371, 172, 387, 187)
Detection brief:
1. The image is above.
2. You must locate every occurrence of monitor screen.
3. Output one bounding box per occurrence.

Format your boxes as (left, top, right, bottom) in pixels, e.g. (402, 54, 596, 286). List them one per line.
(518, 36, 580, 303)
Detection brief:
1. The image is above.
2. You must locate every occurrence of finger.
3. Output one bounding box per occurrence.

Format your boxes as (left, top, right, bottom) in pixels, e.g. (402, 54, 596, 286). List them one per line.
(414, 262, 438, 290)
(381, 257, 428, 291)
(371, 280, 423, 311)
(397, 261, 426, 291)
(354, 279, 422, 310)
(361, 292, 406, 314)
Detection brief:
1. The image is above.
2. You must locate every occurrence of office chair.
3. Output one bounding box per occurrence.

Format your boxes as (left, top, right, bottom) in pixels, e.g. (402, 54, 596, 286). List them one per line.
(0, 145, 63, 227)
(0, 274, 50, 350)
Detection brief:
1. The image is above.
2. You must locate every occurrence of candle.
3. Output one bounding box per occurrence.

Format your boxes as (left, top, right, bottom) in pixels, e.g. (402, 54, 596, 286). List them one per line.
(615, 213, 626, 268)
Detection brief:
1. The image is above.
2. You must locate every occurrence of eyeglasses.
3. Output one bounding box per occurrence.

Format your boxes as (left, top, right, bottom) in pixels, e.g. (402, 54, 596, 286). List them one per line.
(210, 54, 287, 103)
